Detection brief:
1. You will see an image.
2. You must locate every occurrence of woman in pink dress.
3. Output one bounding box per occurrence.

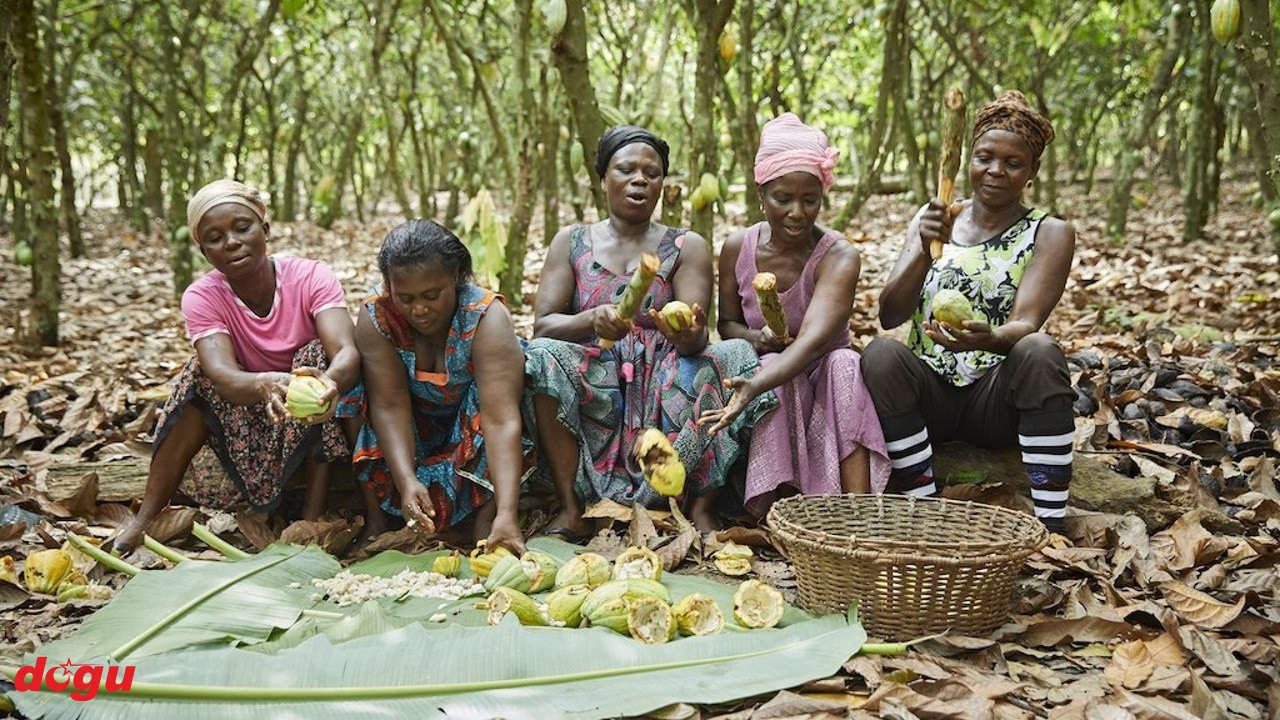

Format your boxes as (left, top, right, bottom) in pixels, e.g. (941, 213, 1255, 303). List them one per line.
(700, 114, 890, 516)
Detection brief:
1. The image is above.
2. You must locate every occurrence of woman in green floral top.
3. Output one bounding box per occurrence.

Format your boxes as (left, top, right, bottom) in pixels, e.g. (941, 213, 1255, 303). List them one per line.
(862, 91, 1077, 535)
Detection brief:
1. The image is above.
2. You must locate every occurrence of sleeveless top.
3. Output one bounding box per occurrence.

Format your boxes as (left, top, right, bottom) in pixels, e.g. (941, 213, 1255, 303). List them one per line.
(735, 222, 850, 357)
(909, 208, 1047, 386)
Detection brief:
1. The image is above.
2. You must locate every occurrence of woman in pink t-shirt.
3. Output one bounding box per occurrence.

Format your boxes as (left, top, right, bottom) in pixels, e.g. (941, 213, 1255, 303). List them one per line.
(106, 179, 361, 554)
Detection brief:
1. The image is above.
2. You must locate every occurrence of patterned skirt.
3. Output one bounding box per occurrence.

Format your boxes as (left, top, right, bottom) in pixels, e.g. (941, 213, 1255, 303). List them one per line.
(155, 340, 350, 510)
(525, 335, 774, 508)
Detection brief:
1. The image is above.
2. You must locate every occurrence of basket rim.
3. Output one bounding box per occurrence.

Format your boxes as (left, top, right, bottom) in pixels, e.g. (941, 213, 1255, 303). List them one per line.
(766, 493, 1049, 558)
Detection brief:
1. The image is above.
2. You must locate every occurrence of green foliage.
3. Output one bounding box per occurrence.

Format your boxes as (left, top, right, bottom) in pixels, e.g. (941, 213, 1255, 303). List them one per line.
(460, 188, 507, 290)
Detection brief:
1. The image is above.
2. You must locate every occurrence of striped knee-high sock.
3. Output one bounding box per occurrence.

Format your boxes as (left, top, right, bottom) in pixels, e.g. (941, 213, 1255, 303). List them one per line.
(1020, 409, 1074, 531)
(881, 413, 936, 496)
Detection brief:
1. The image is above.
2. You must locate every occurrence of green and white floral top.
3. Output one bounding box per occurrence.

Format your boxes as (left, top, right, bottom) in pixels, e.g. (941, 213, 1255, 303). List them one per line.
(908, 208, 1047, 387)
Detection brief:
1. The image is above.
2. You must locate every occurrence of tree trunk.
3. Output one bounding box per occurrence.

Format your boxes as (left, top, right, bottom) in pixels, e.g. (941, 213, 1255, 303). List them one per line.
(119, 83, 147, 230)
(1183, 4, 1215, 242)
(539, 65, 560, 242)
(552, 0, 607, 215)
(206, 0, 282, 174)
(317, 112, 362, 230)
(369, 0, 412, 218)
(1234, 0, 1280, 248)
(833, 0, 904, 230)
(41, 0, 82, 257)
(500, 0, 537, 306)
(281, 81, 308, 222)
(1105, 1, 1191, 240)
(142, 126, 164, 223)
(0, 0, 17, 208)
(685, 0, 734, 242)
(735, 0, 761, 223)
(1237, 62, 1275, 204)
(157, 4, 192, 296)
(14, 0, 60, 346)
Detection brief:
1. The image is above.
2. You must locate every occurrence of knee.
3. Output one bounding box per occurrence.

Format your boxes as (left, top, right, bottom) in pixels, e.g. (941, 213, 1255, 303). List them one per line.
(1009, 333, 1064, 366)
(861, 337, 913, 380)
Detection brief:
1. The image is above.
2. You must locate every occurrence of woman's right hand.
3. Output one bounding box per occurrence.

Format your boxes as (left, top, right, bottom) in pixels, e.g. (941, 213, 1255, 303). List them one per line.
(697, 376, 760, 437)
(752, 326, 792, 355)
(400, 482, 437, 534)
(591, 304, 634, 342)
(916, 198, 955, 256)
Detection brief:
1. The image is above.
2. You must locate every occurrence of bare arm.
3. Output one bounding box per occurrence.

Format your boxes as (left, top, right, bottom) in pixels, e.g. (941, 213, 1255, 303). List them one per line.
(354, 309, 426, 522)
(751, 242, 861, 393)
(716, 230, 750, 342)
(532, 227, 599, 341)
(662, 231, 712, 356)
(879, 200, 954, 329)
(194, 334, 290, 415)
(471, 300, 528, 553)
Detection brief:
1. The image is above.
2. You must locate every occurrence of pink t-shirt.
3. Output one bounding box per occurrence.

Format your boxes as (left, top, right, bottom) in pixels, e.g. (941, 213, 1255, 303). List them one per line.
(181, 256, 348, 372)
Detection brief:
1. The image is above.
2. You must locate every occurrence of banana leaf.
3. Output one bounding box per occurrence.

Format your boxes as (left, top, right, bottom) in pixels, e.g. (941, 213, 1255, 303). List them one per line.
(9, 610, 866, 720)
(27, 544, 340, 662)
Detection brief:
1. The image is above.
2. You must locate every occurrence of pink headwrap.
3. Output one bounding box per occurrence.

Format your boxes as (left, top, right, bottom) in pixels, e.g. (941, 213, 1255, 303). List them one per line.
(753, 113, 840, 192)
(186, 179, 268, 244)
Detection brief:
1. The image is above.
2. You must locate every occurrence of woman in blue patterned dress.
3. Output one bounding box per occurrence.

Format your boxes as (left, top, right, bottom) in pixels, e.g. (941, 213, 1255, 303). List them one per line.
(353, 219, 533, 552)
(526, 126, 770, 538)
(862, 91, 1077, 534)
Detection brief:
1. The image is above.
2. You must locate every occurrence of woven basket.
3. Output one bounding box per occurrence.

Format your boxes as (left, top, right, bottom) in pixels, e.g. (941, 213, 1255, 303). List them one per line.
(767, 494, 1048, 640)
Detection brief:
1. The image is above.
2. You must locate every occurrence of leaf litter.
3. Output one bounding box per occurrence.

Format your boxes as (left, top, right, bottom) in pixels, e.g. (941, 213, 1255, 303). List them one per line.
(0, 180, 1277, 717)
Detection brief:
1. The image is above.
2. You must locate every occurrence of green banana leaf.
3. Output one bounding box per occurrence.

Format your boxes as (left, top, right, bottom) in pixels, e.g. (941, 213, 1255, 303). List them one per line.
(29, 544, 341, 662)
(10, 610, 865, 720)
(7, 537, 859, 718)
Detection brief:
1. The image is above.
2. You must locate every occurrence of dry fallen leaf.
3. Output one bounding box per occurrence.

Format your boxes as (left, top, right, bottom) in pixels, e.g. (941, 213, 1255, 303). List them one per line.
(1159, 580, 1246, 629)
(1103, 640, 1155, 689)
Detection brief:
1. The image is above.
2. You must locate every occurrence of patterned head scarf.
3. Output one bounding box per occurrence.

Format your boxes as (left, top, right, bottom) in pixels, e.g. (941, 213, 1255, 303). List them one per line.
(595, 125, 671, 179)
(186, 179, 268, 244)
(971, 90, 1055, 160)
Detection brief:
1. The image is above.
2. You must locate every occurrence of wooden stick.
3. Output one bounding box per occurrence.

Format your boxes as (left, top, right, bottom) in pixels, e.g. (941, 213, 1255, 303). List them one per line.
(752, 272, 790, 341)
(931, 87, 967, 261)
(599, 252, 660, 350)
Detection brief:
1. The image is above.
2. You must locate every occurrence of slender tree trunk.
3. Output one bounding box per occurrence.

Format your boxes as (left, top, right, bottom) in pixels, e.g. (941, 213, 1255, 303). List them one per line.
(14, 0, 60, 345)
(552, 0, 607, 214)
(120, 83, 147, 230)
(281, 82, 308, 221)
(317, 112, 362, 229)
(369, 0, 411, 218)
(540, 66, 560, 243)
(156, 4, 193, 295)
(1106, 1, 1191, 239)
(500, 0, 538, 305)
(0, 0, 17, 214)
(1184, 4, 1215, 242)
(833, 0, 904, 230)
(143, 126, 164, 223)
(736, 0, 761, 223)
(685, 0, 734, 242)
(41, 0, 82, 257)
(1234, 0, 1280, 248)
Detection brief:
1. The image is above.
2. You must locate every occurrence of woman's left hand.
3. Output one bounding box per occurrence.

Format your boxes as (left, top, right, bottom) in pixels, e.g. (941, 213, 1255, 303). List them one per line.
(485, 512, 527, 555)
(697, 376, 759, 437)
(923, 319, 995, 353)
(647, 302, 706, 346)
(290, 367, 340, 425)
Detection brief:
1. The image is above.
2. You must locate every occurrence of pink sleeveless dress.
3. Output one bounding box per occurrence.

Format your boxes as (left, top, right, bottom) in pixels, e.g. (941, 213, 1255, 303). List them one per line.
(735, 223, 891, 515)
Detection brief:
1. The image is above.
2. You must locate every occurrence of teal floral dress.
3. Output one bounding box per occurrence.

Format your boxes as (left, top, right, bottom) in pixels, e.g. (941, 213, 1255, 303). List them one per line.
(525, 225, 773, 508)
(352, 283, 534, 530)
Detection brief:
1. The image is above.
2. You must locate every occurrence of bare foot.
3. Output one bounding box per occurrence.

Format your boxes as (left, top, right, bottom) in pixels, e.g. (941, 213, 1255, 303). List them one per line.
(542, 508, 591, 543)
(689, 507, 720, 535)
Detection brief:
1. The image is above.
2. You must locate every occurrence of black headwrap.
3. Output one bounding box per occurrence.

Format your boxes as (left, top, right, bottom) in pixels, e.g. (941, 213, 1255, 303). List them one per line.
(595, 125, 671, 179)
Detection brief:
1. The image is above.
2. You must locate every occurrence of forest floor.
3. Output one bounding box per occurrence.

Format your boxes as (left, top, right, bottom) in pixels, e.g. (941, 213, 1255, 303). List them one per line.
(0, 176, 1278, 719)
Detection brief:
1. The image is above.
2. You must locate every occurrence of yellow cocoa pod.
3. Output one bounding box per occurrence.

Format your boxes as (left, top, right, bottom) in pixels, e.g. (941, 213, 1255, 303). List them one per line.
(542, 0, 567, 35)
(432, 553, 462, 578)
(23, 549, 74, 595)
(698, 173, 721, 202)
(486, 586, 547, 626)
(634, 429, 686, 497)
(672, 593, 725, 636)
(612, 546, 663, 581)
(468, 544, 514, 578)
(719, 32, 737, 63)
(659, 301, 694, 331)
(930, 288, 974, 327)
(1210, 0, 1241, 44)
(554, 552, 612, 589)
(713, 542, 754, 577)
(690, 186, 709, 211)
(627, 595, 676, 644)
(733, 579, 784, 629)
(285, 375, 330, 420)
